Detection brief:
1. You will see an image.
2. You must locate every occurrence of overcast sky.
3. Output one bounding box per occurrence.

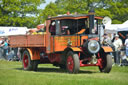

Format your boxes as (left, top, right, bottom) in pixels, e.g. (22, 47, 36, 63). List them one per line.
(38, 0, 56, 9)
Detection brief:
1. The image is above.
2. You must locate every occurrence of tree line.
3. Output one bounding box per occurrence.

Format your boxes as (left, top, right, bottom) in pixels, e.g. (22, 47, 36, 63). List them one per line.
(0, 0, 128, 28)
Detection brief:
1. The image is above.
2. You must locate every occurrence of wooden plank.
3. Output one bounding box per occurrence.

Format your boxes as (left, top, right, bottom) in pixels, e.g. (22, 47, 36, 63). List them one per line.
(27, 35, 46, 47)
(9, 34, 46, 47)
(9, 35, 27, 47)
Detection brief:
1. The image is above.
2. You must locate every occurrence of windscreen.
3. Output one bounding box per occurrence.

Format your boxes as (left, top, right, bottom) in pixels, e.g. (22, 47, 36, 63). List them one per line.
(60, 19, 88, 35)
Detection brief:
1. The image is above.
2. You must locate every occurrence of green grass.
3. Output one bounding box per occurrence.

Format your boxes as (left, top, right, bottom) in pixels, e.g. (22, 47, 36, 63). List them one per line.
(0, 60, 128, 85)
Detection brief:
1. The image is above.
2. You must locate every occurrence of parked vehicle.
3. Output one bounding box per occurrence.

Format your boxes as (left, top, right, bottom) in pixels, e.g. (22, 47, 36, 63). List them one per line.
(9, 9, 113, 73)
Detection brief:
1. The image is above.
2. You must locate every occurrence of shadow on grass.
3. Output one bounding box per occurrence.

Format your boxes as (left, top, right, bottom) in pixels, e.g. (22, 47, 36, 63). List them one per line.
(15, 68, 23, 70)
(37, 67, 99, 74)
(15, 67, 99, 74)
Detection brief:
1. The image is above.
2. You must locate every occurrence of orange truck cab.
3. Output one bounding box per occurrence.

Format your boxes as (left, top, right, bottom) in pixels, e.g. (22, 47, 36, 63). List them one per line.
(9, 9, 113, 73)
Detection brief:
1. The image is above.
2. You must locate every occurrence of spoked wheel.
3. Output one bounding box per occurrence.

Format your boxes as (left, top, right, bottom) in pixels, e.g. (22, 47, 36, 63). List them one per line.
(66, 51, 80, 73)
(23, 54, 29, 69)
(99, 53, 112, 73)
(22, 50, 38, 71)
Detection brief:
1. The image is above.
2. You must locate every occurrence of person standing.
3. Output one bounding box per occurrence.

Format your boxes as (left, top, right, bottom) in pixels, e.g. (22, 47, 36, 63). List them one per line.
(113, 34, 123, 65)
(13, 47, 19, 60)
(1, 38, 8, 60)
(0, 38, 4, 59)
(124, 34, 128, 57)
(102, 33, 112, 46)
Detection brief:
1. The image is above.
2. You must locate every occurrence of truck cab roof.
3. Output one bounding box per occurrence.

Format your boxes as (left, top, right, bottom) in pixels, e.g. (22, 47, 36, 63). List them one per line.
(47, 14, 103, 20)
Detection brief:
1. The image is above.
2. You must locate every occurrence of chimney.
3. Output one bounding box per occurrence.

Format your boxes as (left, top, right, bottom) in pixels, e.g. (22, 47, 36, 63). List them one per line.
(88, 8, 95, 34)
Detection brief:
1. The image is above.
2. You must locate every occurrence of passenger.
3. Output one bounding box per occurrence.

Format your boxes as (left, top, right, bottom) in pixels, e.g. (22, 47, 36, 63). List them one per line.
(27, 24, 46, 35)
(61, 26, 70, 35)
(27, 28, 36, 35)
(50, 22, 56, 35)
(36, 24, 46, 33)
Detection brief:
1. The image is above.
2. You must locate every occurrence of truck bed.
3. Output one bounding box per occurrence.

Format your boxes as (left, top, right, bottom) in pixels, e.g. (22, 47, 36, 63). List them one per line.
(9, 34, 46, 47)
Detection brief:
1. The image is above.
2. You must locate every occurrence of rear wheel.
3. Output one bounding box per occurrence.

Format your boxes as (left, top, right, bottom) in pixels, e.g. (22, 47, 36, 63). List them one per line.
(99, 54, 112, 73)
(66, 51, 80, 73)
(22, 50, 38, 71)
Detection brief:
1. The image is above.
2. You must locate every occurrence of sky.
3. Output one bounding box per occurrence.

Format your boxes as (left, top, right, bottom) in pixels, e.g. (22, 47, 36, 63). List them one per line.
(38, 0, 56, 9)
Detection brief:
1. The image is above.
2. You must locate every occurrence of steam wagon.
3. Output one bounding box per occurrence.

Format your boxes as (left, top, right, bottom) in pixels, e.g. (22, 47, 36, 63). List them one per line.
(9, 9, 113, 73)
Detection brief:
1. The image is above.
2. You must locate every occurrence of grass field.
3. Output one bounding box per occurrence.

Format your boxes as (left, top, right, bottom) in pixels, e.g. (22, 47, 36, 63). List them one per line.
(0, 60, 128, 85)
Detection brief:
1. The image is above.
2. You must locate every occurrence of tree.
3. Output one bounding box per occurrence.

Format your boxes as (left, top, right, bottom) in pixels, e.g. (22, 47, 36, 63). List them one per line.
(54, 0, 108, 14)
(53, 0, 128, 24)
(38, 2, 65, 23)
(0, 0, 45, 28)
(107, 0, 128, 23)
(55, 0, 88, 14)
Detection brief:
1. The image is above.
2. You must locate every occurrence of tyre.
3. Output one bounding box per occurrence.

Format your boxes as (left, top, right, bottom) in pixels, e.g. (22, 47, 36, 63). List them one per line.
(33, 60, 39, 71)
(99, 54, 112, 73)
(66, 51, 80, 73)
(22, 50, 38, 71)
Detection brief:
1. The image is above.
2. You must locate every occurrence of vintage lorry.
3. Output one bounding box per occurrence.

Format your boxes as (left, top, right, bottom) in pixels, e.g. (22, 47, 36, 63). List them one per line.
(9, 9, 113, 73)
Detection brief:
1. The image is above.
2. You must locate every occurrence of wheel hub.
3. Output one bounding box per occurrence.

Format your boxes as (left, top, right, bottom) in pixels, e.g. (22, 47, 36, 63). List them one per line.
(67, 56, 74, 72)
(68, 62, 71, 65)
(25, 59, 27, 63)
(23, 54, 28, 68)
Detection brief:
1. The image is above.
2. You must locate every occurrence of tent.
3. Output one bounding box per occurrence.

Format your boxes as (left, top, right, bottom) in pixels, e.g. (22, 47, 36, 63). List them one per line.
(117, 20, 128, 31)
(105, 20, 128, 34)
(0, 27, 28, 36)
(103, 17, 128, 43)
(117, 20, 128, 44)
(103, 16, 128, 33)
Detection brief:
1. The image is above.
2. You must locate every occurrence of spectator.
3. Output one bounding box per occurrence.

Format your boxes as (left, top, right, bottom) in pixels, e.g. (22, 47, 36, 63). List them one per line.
(13, 47, 19, 60)
(124, 34, 128, 57)
(1, 38, 9, 60)
(113, 34, 123, 65)
(112, 33, 116, 42)
(0, 38, 4, 59)
(102, 33, 112, 46)
(120, 50, 128, 66)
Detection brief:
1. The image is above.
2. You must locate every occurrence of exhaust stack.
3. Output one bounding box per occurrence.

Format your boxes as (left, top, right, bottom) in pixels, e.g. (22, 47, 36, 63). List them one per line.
(88, 8, 95, 34)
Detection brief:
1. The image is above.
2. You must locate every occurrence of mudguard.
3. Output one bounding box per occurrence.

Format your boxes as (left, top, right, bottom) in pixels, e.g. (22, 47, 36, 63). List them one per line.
(70, 47, 82, 52)
(102, 46, 113, 52)
(26, 48, 40, 60)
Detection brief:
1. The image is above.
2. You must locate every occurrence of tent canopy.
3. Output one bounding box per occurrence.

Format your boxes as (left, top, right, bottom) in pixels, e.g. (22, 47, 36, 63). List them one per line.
(105, 20, 128, 32)
(0, 27, 28, 36)
(117, 20, 128, 31)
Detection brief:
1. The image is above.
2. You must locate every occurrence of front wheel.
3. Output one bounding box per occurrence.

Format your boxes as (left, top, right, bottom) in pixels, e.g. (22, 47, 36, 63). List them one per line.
(99, 54, 112, 73)
(66, 51, 80, 73)
(22, 50, 38, 71)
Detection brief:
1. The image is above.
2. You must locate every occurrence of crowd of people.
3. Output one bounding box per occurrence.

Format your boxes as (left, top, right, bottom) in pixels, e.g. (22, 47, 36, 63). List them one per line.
(0, 37, 19, 61)
(0, 24, 46, 61)
(102, 33, 128, 66)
